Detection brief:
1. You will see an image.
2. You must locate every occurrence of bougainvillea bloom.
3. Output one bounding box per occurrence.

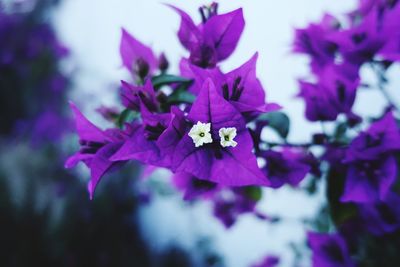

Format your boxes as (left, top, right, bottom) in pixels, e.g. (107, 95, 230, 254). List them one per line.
(120, 79, 158, 112)
(357, 192, 400, 236)
(341, 112, 400, 203)
(172, 79, 269, 186)
(185, 53, 280, 118)
(308, 232, 355, 267)
(293, 14, 339, 74)
(329, 9, 385, 66)
(120, 28, 158, 79)
(262, 149, 311, 189)
(170, 4, 244, 68)
(298, 65, 359, 122)
(65, 103, 133, 199)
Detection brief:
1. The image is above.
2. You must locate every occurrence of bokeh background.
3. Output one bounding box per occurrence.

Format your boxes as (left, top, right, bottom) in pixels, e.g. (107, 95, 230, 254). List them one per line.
(3, 0, 399, 266)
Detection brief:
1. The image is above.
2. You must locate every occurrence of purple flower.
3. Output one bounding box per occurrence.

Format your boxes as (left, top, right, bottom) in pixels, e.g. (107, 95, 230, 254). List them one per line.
(357, 192, 400, 235)
(341, 155, 397, 203)
(262, 148, 311, 189)
(171, 78, 269, 186)
(65, 103, 133, 199)
(293, 14, 339, 74)
(298, 65, 359, 122)
(378, 3, 400, 61)
(120, 28, 158, 79)
(345, 112, 400, 162)
(341, 112, 400, 203)
(120, 79, 159, 112)
(308, 232, 355, 267)
(169, 4, 244, 68)
(329, 8, 385, 65)
(212, 187, 258, 228)
(184, 53, 280, 118)
(110, 105, 186, 168)
(251, 255, 280, 267)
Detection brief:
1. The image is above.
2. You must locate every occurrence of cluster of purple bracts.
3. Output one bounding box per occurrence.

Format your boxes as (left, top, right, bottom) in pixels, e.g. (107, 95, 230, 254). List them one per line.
(67, 0, 400, 264)
(294, 0, 400, 265)
(66, 3, 320, 228)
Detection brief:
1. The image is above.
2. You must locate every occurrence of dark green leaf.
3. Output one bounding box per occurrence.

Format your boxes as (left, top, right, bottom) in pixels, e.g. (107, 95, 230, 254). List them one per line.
(117, 109, 138, 128)
(167, 86, 196, 104)
(258, 111, 290, 139)
(243, 186, 263, 202)
(151, 74, 192, 89)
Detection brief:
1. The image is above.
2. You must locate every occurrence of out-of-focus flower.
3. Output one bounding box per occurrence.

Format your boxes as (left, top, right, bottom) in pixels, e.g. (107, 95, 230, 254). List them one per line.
(293, 14, 339, 74)
(251, 255, 280, 267)
(298, 65, 359, 122)
(341, 112, 400, 203)
(261, 148, 311, 189)
(358, 192, 400, 235)
(0, 6, 70, 143)
(308, 232, 355, 267)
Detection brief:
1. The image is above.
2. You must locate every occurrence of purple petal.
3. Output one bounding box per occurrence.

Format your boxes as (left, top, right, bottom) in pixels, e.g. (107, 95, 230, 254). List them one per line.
(69, 102, 106, 143)
(88, 142, 124, 200)
(167, 5, 202, 50)
(120, 28, 157, 72)
(204, 8, 245, 61)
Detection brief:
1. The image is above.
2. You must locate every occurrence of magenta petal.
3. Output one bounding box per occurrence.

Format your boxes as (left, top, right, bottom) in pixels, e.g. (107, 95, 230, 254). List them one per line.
(174, 79, 268, 186)
(167, 5, 202, 50)
(69, 102, 106, 143)
(110, 126, 161, 165)
(120, 28, 157, 72)
(88, 142, 123, 200)
(204, 8, 245, 61)
(65, 152, 93, 168)
(188, 78, 243, 132)
(341, 156, 397, 203)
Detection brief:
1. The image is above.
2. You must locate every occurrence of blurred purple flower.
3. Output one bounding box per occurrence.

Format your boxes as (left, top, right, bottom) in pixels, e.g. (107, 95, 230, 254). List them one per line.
(298, 65, 359, 122)
(212, 187, 258, 228)
(262, 148, 311, 189)
(293, 14, 339, 74)
(308, 232, 355, 267)
(358, 192, 400, 235)
(251, 255, 280, 267)
(341, 112, 400, 203)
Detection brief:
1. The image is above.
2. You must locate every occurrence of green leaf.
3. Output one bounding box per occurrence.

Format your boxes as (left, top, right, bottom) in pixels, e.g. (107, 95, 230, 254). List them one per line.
(258, 111, 290, 139)
(151, 74, 192, 89)
(243, 186, 263, 202)
(167, 86, 196, 104)
(116, 109, 138, 128)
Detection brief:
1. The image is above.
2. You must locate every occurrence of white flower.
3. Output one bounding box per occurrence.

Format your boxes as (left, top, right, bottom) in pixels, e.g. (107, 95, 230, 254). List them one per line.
(188, 122, 213, 147)
(219, 127, 238, 147)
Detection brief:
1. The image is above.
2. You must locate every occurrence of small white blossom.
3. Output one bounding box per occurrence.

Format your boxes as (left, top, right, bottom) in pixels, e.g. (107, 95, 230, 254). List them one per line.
(219, 127, 238, 147)
(188, 122, 213, 147)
